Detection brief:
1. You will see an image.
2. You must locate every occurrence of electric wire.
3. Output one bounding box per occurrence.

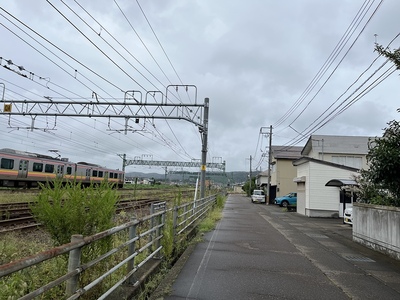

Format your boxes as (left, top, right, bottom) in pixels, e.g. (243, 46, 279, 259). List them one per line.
(0, 7, 125, 93)
(0, 14, 117, 101)
(135, 0, 189, 101)
(46, 0, 146, 91)
(273, 0, 382, 129)
(1, 6, 200, 163)
(287, 0, 383, 129)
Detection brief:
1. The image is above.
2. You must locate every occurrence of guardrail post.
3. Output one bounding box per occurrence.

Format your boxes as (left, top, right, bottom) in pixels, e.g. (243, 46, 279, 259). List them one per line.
(183, 205, 188, 229)
(173, 205, 178, 244)
(150, 203, 157, 254)
(155, 210, 164, 259)
(66, 234, 84, 296)
(127, 217, 137, 285)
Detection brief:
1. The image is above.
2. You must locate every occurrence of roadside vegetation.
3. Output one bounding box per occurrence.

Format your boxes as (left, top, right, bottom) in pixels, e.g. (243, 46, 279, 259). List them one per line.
(242, 176, 257, 196)
(356, 45, 400, 207)
(0, 180, 226, 299)
(356, 116, 400, 206)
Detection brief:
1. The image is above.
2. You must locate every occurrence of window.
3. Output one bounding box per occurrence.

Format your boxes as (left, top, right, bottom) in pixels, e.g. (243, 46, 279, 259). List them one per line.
(109, 172, 114, 179)
(98, 171, 103, 178)
(45, 164, 54, 173)
(1, 158, 14, 169)
(33, 162, 43, 172)
(67, 166, 72, 175)
(114, 173, 118, 179)
(332, 156, 362, 169)
(92, 170, 98, 177)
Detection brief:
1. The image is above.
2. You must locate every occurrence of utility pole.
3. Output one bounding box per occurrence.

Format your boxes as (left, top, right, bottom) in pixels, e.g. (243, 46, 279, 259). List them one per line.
(249, 155, 252, 195)
(121, 153, 126, 172)
(200, 98, 209, 199)
(267, 125, 273, 204)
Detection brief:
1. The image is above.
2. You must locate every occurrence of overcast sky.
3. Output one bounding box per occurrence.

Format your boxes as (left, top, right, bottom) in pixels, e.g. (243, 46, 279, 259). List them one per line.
(1, 0, 399, 174)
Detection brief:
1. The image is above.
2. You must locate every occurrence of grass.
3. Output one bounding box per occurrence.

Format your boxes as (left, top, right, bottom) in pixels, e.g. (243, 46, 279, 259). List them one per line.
(0, 185, 197, 204)
(0, 187, 226, 299)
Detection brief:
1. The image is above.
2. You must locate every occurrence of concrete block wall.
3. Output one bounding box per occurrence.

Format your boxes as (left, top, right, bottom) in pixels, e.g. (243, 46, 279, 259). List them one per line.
(353, 203, 400, 260)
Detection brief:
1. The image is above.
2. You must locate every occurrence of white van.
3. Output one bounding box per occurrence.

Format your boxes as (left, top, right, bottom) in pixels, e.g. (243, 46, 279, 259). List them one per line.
(251, 189, 266, 204)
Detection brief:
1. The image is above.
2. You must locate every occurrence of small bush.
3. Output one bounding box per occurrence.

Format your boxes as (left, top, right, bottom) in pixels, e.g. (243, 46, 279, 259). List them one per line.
(31, 179, 118, 246)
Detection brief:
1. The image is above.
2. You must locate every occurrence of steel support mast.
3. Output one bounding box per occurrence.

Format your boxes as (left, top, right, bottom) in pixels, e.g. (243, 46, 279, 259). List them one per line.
(200, 98, 209, 198)
(1, 84, 212, 197)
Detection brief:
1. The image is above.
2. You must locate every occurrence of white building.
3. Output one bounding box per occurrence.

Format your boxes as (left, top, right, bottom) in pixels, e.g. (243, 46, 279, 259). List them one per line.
(293, 135, 370, 218)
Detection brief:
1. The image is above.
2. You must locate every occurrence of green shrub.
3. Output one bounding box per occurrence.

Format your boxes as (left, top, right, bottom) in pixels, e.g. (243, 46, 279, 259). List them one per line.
(31, 179, 117, 246)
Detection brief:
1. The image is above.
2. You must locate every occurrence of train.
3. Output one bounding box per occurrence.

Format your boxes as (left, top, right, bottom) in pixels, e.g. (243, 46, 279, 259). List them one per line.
(0, 148, 124, 188)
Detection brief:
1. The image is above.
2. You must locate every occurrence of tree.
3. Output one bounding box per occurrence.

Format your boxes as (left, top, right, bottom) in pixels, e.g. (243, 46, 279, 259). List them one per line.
(375, 44, 400, 69)
(242, 176, 256, 196)
(360, 45, 400, 206)
(358, 116, 400, 206)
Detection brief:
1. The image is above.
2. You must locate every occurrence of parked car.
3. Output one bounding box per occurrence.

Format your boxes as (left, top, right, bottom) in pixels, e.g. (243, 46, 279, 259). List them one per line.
(251, 189, 266, 204)
(274, 192, 297, 207)
(344, 207, 353, 225)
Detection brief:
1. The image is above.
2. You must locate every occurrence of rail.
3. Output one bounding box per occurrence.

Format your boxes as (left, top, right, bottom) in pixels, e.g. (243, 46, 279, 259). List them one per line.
(0, 194, 218, 299)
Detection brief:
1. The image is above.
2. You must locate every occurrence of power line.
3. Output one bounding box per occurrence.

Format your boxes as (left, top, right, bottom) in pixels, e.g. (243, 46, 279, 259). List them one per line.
(135, 0, 186, 89)
(46, 0, 147, 91)
(1, 5, 199, 162)
(273, 0, 383, 129)
(0, 7, 125, 93)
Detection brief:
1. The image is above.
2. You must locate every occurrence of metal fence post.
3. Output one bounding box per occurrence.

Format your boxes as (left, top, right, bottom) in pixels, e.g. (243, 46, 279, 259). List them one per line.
(127, 217, 137, 285)
(155, 210, 163, 259)
(66, 234, 84, 296)
(183, 205, 188, 229)
(173, 205, 178, 244)
(150, 203, 155, 254)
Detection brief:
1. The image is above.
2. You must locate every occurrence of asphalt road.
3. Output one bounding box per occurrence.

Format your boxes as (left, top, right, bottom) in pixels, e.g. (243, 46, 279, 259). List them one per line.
(156, 193, 400, 300)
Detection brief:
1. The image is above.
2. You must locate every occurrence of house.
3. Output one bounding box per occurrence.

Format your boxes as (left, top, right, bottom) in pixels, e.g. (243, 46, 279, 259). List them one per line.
(255, 171, 269, 188)
(255, 146, 302, 203)
(270, 146, 303, 200)
(293, 135, 370, 218)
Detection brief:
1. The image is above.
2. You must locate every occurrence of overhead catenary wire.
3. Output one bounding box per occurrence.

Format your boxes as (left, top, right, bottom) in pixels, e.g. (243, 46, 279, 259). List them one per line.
(0, 3, 202, 165)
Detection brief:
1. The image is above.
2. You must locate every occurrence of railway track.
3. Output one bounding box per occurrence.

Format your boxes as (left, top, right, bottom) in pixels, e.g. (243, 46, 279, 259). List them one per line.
(0, 189, 195, 233)
(0, 198, 166, 234)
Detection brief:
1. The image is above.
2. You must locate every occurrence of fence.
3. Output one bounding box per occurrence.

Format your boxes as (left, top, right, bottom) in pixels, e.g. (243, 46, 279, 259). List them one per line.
(0, 194, 218, 299)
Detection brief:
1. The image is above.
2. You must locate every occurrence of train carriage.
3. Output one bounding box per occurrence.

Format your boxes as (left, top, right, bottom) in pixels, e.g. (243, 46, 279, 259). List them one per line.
(0, 148, 124, 188)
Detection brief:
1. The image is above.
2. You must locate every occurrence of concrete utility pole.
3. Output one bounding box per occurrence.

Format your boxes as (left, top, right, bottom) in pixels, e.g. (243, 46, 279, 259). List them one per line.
(249, 155, 252, 194)
(267, 125, 272, 204)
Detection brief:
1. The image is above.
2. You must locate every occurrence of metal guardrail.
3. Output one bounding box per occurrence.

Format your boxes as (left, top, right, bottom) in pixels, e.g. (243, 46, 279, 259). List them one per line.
(0, 194, 218, 299)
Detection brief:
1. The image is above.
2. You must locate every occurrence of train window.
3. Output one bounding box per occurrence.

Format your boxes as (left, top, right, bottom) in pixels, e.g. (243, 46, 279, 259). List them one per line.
(98, 171, 103, 178)
(114, 173, 118, 179)
(33, 162, 43, 172)
(109, 172, 114, 178)
(67, 166, 72, 175)
(1, 158, 14, 169)
(45, 164, 54, 173)
(92, 170, 98, 177)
